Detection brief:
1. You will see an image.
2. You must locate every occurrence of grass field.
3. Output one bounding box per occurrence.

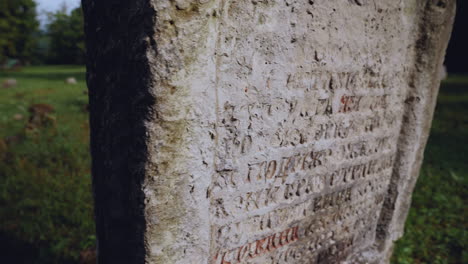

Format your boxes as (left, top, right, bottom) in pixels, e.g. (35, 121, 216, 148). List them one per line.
(0, 66, 466, 263)
(0, 66, 94, 263)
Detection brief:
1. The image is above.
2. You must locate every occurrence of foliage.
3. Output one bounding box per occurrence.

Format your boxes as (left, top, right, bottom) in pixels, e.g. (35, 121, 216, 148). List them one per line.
(46, 6, 85, 65)
(0, 66, 94, 263)
(0, 1, 85, 65)
(0, 0, 39, 63)
(392, 78, 468, 264)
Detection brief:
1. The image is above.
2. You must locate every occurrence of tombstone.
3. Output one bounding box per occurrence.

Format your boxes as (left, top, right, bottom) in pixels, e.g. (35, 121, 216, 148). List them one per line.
(26, 103, 56, 130)
(2, 78, 17, 88)
(83, 1, 455, 263)
(65, 77, 78, 85)
(13, 114, 23, 121)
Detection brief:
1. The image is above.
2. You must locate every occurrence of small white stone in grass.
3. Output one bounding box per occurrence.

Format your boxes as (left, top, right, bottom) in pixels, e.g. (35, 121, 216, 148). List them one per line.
(65, 77, 78, 85)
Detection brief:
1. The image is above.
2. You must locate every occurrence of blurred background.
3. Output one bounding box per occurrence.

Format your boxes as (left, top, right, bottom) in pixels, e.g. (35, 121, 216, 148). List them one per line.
(0, 1, 466, 263)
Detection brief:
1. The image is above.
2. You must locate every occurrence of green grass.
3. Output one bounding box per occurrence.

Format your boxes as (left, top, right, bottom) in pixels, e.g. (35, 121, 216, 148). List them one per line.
(392, 78, 468, 264)
(0, 66, 466, 263)
(0, 66, 94, 263)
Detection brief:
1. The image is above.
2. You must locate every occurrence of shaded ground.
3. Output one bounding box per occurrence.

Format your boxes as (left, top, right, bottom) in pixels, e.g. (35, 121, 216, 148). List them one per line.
(0, 66, 466, 263)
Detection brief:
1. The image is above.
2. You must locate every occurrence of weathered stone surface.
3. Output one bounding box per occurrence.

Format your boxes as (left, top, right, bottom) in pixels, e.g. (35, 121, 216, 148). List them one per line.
(83, 0, 455, 263)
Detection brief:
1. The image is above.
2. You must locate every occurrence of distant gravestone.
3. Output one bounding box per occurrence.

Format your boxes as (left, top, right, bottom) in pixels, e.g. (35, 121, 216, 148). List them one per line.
(66, 77, 78, 85)
(83, 1, 455, 263)
(2, 79, 17, 88)
(26, 103, 55, 130)
(13, 114, 23, 121)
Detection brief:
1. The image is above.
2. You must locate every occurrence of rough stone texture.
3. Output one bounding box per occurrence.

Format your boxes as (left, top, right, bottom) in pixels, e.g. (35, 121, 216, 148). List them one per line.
(83, 0, 455, 263)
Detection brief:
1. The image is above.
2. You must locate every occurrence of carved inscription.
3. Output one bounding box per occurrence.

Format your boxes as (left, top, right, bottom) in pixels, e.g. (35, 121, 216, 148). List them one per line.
(213, 226, 300, 264)
(211, 137, 394, 193)
(218, 92, 399, 153)
(213, 184, 388, 264)
(210, 69, 402, 262)
(210, 5, 408, 260)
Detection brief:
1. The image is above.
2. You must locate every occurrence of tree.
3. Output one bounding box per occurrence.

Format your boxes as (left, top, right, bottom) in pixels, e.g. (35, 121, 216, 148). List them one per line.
(47, 5, 85, 64)
(0, 0, 39, 63)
